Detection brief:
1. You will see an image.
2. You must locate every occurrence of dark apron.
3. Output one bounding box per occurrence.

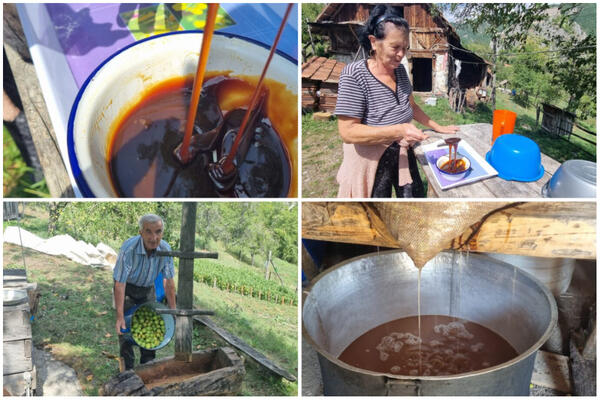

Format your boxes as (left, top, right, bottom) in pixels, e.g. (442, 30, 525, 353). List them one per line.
(118, 283, 156, 370)
(371, 142, 424, 198)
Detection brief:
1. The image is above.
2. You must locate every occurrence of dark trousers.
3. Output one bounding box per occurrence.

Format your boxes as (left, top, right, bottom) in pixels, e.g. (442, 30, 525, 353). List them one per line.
(118, 284, 156, 370)
(371, 143, 424, 198)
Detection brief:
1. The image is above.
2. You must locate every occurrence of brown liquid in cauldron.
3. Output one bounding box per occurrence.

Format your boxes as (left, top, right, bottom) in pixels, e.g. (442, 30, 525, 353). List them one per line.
(338, 315, 518, 376)
(107, 73, 291, 197)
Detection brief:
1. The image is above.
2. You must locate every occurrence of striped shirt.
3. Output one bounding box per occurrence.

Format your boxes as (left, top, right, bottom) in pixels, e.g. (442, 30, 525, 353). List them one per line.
(113, 235, 175, 287)
(335, 59, 414, 126)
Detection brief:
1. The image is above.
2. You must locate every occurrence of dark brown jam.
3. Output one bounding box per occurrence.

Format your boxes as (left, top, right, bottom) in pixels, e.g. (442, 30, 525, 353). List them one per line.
(107, 73, 293, 197)
(440, 158, 467, 173)
(338, 315, 518, 376)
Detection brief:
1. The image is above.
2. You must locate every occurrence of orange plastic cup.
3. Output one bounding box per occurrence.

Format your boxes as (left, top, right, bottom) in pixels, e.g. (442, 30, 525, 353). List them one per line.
(492, 109, 517, 144)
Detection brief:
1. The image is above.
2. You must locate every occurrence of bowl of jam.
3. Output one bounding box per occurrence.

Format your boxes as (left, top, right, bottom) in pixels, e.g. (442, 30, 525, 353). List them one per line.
(435, 153, 471, 181)
(68, 31, 298, 198)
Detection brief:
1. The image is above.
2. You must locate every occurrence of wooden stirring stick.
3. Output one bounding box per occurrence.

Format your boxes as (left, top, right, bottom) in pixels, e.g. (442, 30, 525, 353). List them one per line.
(179, 3, 220, 164)
(216, 3, 294, 176)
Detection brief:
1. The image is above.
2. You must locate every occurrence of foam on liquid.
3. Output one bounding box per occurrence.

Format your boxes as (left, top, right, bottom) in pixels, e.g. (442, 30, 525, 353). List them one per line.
(338, 315, 518, 376)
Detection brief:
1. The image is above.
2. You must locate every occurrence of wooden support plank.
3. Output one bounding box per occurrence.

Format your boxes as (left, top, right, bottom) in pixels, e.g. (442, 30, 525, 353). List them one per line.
(3, 302, 32, 342)
(3, 339, 33, 375)
(570, 336, 595, 395)
(175, 203, 197, 361)
(531, 350, 572, 393)
(451, 202, 596, 259)
(194, 315, 297, 382)
(159, 309, 214, 317)
(302, 202, 401, 249)
(582, 323, 596, 360)
(156, 250, 218, 259)
(303, 202, 596, 259)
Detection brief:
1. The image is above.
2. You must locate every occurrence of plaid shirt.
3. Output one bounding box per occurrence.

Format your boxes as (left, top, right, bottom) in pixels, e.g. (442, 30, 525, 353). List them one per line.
(113, 235, 175, 287)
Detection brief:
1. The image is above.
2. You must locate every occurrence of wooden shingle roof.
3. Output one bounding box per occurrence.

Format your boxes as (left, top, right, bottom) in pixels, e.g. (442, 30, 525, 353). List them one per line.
(302, 56, 346, 84)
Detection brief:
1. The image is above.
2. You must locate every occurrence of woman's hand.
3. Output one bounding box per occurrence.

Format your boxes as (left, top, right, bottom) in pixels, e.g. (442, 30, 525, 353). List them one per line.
(435, 125, 460, 134)
(399, 123, 428, 145)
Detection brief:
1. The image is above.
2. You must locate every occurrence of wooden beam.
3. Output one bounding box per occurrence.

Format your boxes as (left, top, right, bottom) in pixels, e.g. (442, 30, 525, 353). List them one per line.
(303, 202, 596, 259)
(451, 202, 596, 259)
(156, 251, 218, 259)
(194, 316, 297, 382)
(175, 203, 197, 361)
(302, 202, 400, 248)
(531, 350, 572, 394)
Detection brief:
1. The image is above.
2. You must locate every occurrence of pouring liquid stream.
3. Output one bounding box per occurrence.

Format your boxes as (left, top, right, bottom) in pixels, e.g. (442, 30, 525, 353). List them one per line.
(417, 267, 422, 374)
(216, 3, 294, 176)
(179, 3, 220, 164)
(442, 137, 463, 173)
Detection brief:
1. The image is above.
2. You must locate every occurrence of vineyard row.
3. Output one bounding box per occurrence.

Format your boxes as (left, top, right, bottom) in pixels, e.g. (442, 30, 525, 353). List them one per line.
(195, 275, 297, 306)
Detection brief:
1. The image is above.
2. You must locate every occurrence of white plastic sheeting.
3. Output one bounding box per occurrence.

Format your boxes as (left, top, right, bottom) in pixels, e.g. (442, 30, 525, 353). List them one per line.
(3, 226, 117, 268)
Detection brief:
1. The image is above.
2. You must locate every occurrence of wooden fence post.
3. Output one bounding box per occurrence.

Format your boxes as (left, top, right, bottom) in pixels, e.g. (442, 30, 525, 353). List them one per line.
(175, 202, 197, 362)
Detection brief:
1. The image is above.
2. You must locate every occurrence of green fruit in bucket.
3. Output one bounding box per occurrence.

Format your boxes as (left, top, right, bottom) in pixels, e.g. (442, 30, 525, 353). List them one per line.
(131, 306, 166, 349)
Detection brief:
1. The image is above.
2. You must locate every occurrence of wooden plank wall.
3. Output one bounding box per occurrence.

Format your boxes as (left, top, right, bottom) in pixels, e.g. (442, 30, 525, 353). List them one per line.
(3, 340, 33, 375)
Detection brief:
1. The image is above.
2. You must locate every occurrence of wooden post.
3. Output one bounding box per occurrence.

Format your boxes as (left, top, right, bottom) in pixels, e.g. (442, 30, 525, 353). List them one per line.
(175, 202, 197, 362)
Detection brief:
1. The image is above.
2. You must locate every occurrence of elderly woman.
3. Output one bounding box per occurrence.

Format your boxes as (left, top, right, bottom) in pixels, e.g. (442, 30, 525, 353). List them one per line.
(335, 5, 458, 198)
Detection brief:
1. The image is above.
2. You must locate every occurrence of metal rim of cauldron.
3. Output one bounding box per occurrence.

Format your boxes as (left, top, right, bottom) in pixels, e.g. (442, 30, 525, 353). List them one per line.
(302, 249, 558, 382)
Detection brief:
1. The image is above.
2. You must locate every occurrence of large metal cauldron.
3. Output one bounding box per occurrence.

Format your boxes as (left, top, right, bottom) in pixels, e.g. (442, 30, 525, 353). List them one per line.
(302, 250, 557, 396)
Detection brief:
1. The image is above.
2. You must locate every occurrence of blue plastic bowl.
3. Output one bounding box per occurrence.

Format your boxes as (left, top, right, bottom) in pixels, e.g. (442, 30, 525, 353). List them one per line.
(485, 134, 544, 182)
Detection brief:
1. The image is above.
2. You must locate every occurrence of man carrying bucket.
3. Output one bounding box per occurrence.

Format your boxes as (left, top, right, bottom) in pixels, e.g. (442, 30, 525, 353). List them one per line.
(113, 214, 176, 370)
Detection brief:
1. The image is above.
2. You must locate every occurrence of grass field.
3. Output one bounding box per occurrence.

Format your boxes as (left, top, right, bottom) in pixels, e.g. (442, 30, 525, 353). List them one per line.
(3, 206, 297, 396)
(3, 125, 49, 197)
(302, 92, 596, 198)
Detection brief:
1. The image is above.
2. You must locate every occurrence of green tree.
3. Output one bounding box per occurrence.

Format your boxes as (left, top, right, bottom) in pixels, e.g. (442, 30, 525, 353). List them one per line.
(194, 203, 221, 250)
(57, 202, 180, 251)
(509, 38, 561, 109)
(542, 5, 596, 118)
(301, 3, 327, 59)
(447, 3, 551, 109)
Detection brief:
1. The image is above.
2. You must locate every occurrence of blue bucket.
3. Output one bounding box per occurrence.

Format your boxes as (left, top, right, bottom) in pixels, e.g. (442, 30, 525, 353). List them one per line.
(122, 302, 175, 350)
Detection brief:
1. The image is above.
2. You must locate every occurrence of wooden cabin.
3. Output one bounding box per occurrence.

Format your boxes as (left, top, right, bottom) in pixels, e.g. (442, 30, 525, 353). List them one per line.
(307, 3, 489, 96)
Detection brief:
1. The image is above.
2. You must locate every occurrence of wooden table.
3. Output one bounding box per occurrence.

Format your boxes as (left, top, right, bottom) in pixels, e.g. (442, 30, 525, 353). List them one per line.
(414, 123, 561, 198)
